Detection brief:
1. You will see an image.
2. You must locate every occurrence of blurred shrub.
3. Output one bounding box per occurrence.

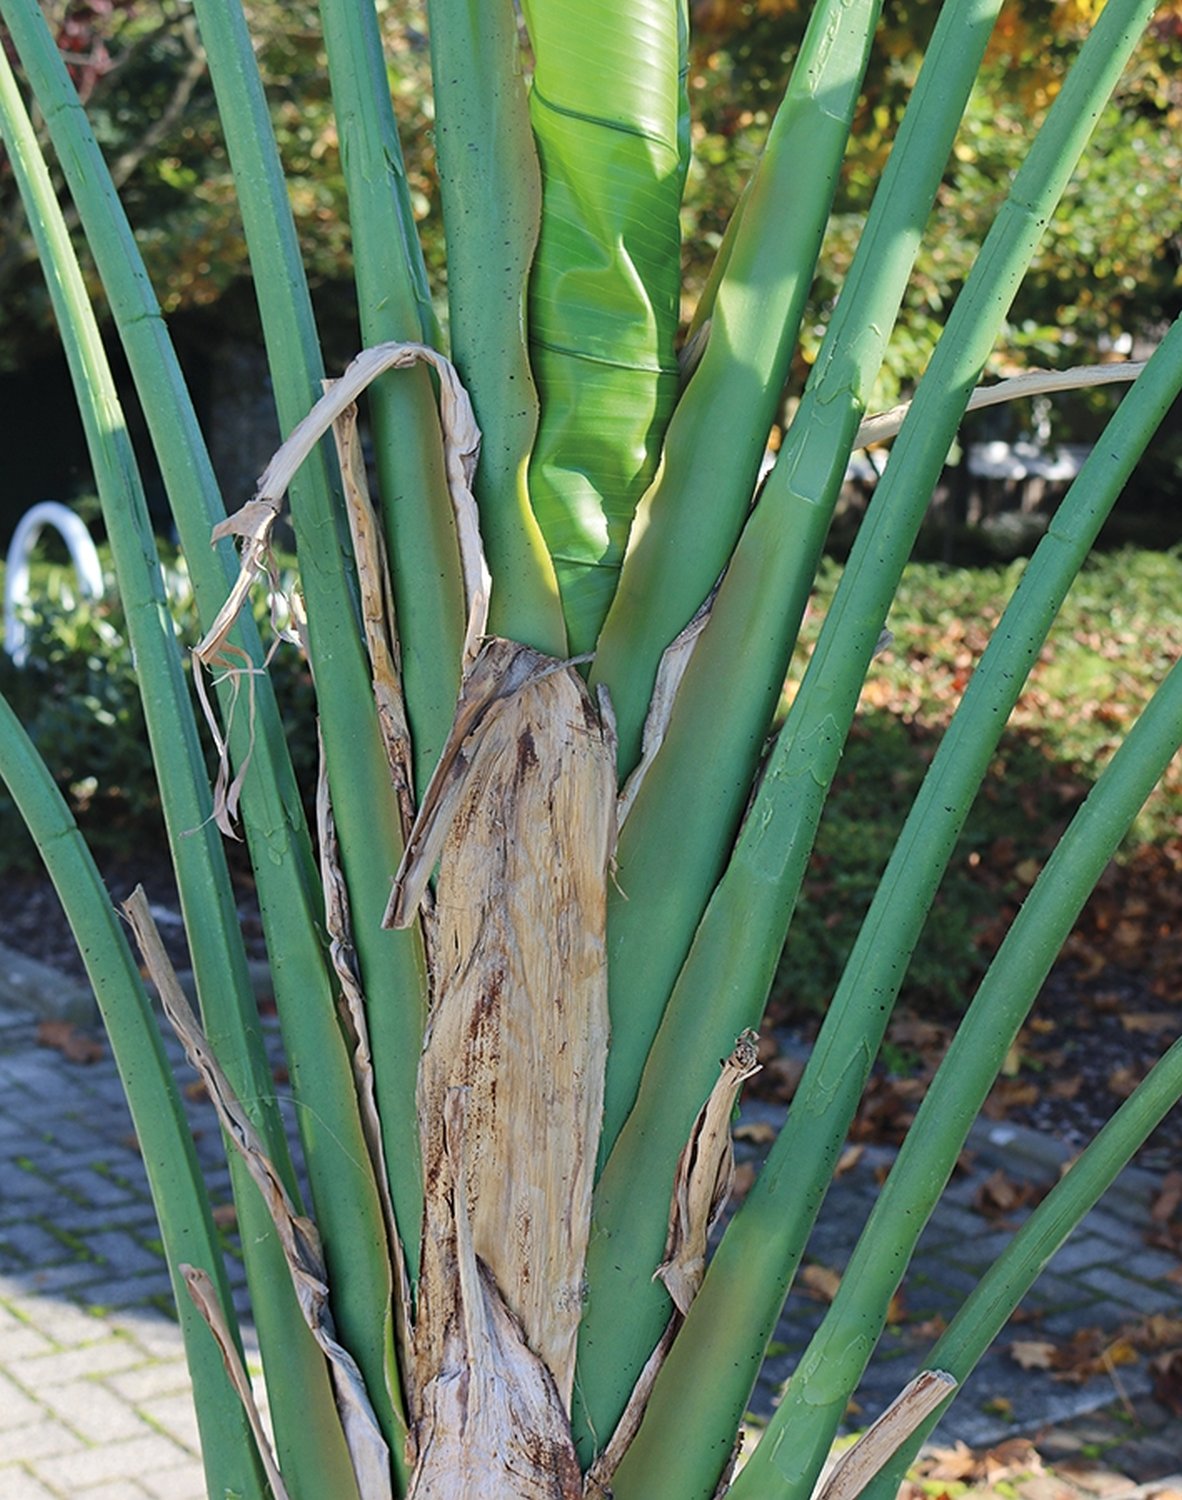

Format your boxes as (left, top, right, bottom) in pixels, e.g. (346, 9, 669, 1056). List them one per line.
(0, 544, 318, 870)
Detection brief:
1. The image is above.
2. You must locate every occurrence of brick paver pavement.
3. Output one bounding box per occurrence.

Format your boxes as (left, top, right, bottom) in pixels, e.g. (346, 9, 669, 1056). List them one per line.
(2, 995, 1180, 1495)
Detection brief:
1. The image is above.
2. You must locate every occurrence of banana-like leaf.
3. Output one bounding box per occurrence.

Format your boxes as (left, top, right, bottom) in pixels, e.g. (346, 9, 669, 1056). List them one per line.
(190, 0, 435, 1288)
(588, 314, 1182, 1491)
(521, 0, 684, 652)
(319, 0, 467, 790)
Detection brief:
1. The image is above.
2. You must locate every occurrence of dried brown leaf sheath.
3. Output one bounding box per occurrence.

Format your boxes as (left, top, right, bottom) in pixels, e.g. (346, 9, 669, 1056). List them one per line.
(393, 640, 616, 1488)
(657, 1030, 761, 1316)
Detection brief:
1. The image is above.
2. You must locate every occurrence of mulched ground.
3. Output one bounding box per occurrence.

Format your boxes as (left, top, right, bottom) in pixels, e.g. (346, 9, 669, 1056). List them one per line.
(3, 843, 267, 982)
(6, 839, 1181, 1173)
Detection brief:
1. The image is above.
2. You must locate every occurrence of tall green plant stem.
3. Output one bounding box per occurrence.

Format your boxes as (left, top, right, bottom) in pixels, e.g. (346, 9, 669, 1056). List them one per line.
(861, 1030, 1182, 1500)
(0, 36, 359, 1493)
(0, 0, 406, 1397)
(597, 0, 1158, 1238)
(318, 0, 466, 791)
(616, 647, 1182, 1500)
(426, 0, 568, 656)
(595, 0, 1010, 1166)
(585, 313, 1182, 1487)
(192, 0, 434, 1293)
(520, 0, 683, 652)
(589, 0, 884, 772)
(728, 651, 1182, 1500)
(0, 693, 269, 1500)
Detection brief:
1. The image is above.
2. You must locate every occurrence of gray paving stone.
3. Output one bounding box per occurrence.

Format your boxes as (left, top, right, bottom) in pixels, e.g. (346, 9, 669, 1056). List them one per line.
(71, 1271, 176, 1311)
(75, 1482, 152, 1500)
(136, 1460, 207, 1499)
(0, 1163, 53, 1202)
(1078, 1266, 1182, 1314)
(52, 1171, 140, 1211)
(1122, 1248, 1182, 1280)
(1047, 1234, 1124, 1273)
(0, 1324, 56, 1361)
(0, 1467, 62, 1499)
(907, 1259, 983, 1296)
(943, 1228, 1021, 1266)
(1041, 1301, 1140, 1337)
(0, 1371, 48, 1431)
(16, 1263, 116, 1298)
(34, 1432, 193, 1491)
(17, 1339, 149, 1392)
(0, 1417, 86, 1463)
(1, 1293, 108, 1346)
(40, 1380, 149, 1445)
(105, 1361, 192, 1405)
(47, 1203, 158, 1237)
(921, 1203, 993, 1242)
(84, 1233, 167, 1278)
(1080, 1204, 1151, 1242)
(137, 1390, 201, 1453)
(107, 1316, 186, 1361)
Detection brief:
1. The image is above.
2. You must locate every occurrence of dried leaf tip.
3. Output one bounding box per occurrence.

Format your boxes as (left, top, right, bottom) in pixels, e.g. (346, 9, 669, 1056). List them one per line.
(657, 1030, 762, 1317)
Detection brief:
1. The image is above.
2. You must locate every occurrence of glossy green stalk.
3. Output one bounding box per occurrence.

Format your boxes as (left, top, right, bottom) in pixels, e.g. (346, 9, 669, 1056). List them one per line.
(729, 653, 1182, 1500)
(521, 0, 683, 652)
(862, 1031, 1182, 1500)
(590, 0, 884, 770)
(193, 0, 433, 1291)
(582, 315, 1182, 1478)
(0, 693, 268, 1500)
(616, 650, 1182, 1500)
(318, 0, 466, 792)
(597, 0, 1006, 1181)
(0, 36, 359, 1494)
(6, 0, 411, 1461)
(426, 0, 567, 656)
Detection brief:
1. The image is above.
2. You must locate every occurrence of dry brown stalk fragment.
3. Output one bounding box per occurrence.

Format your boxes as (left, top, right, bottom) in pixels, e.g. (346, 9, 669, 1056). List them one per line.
(328, 397, 416, 835)
(124, 888, 393, 1500)
(316, 749, 415, 1400)
(813, 1369, 957, 1500)
(192, 341, 491, 833)
(853, 361, 1145, 451)
(656, 1029, 762, 1316)
(618, 585, 717, 826)
(585, 1031, 763, 1496)
(179, 1263, 290, 1500)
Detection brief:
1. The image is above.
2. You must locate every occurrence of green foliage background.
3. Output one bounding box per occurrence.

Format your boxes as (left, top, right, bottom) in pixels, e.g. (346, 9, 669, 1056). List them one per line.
(3, 0, 1179, 414)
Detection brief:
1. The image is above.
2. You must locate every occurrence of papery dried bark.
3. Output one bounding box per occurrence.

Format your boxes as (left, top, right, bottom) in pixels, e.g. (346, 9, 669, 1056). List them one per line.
(390, 638, 616, 1488)
(618, 585, 717, 827)
(853, 361, 1145, 451)
(316, 751, 415, 1393)
(406, 1093, 583, 1499)
(587, 1031, 762, 1497)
